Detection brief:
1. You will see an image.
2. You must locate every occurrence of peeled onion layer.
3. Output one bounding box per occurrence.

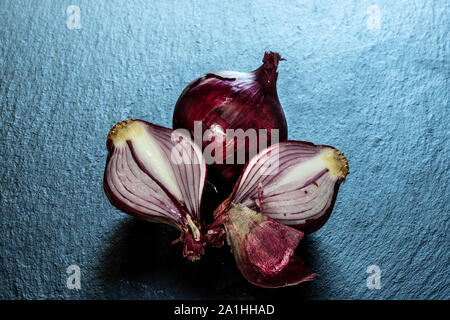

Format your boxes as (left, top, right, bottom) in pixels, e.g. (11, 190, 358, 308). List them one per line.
(224, 204, 318, 288)
(103, 119, 207, 261)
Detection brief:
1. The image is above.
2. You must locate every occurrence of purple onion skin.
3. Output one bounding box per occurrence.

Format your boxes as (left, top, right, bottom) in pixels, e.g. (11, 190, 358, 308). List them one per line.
(173, 52, 288, 191)
(223, 204, 317, 288)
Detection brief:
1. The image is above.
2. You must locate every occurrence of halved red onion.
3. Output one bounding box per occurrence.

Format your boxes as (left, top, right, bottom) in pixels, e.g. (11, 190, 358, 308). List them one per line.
(232, 140, 349, 232)
(103, 119, 207, 261)
(209, 140, 349, 237)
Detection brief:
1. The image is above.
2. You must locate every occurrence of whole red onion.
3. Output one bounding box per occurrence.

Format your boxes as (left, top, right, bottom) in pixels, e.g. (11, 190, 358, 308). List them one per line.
(173, 52, 288, 191)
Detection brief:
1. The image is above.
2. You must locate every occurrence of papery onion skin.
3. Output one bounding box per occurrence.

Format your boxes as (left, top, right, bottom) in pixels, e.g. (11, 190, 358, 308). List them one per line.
(223, 204, 318, 288)
(103, 119, 207, 261)
(207, 140, 349, 247)
(172, 52, 288, 191)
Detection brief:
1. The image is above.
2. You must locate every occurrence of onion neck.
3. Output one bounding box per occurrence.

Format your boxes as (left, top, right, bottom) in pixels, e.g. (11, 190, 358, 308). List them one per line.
(253, 51, 284, 93)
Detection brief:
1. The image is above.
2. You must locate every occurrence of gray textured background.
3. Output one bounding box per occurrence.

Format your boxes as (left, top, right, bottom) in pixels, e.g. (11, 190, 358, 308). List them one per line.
(0, 0, 449, 299)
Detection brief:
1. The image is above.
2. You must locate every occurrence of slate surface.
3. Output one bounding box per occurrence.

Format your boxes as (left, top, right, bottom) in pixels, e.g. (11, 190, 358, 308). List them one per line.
(0, 0, 448, 299)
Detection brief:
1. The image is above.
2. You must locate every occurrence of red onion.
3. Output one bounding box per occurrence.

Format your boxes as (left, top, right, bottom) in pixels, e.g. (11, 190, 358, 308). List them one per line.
(206, 140, 348, 287)
(232, 140, 348, 232)
(103, 119, 207, 261)
(209, 140, 349, 234)
(172, 52, 288, 190)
